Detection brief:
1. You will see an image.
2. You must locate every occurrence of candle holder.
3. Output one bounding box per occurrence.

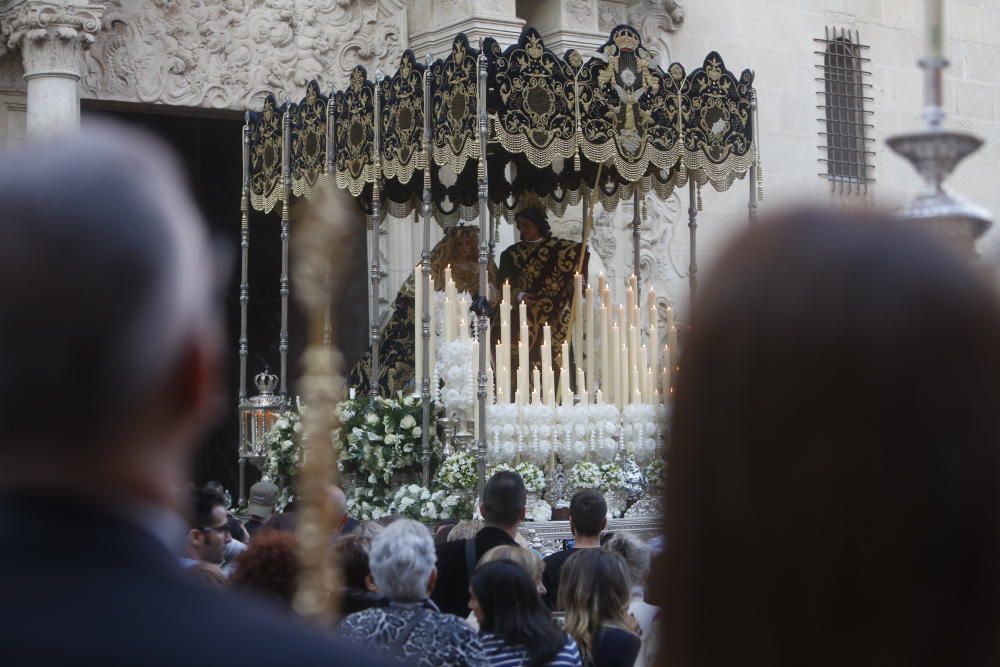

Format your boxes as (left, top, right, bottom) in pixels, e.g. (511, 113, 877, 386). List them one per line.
(437, 414, 458, 457)
(887, 56, 992, 256)
(453, 426, 475, 454)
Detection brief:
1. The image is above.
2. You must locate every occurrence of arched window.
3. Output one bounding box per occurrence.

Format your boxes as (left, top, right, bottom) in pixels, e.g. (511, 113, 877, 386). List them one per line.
(817, 27, 874, 195)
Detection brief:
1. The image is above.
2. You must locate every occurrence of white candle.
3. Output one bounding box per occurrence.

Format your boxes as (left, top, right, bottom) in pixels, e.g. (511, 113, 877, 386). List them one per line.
(443, 297, 455, 343)
(503, 280, 511, 306)
(611, 325, 620, 407)
(598, 272, 606, 299)
(577, 367, 588, 405)
(495, 342, 504, 402)
(600, 303, 610, 395)
(585, 286, 594, 400)
(632, 366, 642, 406)
(668, 324, 678, 363)
(414, 264, 423, 389)
(645, 366, 655, 405)
(595, 388, 603, 404)
(628, 325, 639, 397)
(662, 344, 671, 398)
(666, 304, 674, 332)
(542, 324, 553, 401)
(429, 293, 437, 380)
(560, 361, 572, 407)
(573, 273, 584, 361)
(518, 341, 528, 399)
(619, 344, 629, 411)
(459, 313, 468, 341)
(648, 325, 658, 389)
(626, 285, 635, 330)
(639, 344, 648, 402)
(532, 367, 541, 404)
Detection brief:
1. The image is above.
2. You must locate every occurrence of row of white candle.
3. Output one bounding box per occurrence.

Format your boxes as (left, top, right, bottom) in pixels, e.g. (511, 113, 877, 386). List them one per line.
(413, 265, 678, 411)
(495, 272, 677, 410)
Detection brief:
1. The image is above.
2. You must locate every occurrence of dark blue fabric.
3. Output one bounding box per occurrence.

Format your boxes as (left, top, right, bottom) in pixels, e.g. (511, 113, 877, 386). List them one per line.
(591, 627, 641, 667)
(0, 492, 390, 667)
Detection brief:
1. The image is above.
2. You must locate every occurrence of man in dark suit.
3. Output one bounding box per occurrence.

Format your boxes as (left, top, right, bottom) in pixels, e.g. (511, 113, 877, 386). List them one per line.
(0, 125, 387, 667)
(431, 471, 526, 616)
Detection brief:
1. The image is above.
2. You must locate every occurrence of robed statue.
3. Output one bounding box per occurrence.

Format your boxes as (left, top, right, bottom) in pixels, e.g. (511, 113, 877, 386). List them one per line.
(495, 207, 587, 391)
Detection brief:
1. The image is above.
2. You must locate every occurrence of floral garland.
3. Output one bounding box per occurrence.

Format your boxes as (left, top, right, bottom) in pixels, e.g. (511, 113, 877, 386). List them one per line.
(644, 456, 665, 493)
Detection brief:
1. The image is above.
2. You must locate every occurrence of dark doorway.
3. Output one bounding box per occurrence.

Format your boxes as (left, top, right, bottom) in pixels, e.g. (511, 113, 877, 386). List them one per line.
(82, 106, 369, 499)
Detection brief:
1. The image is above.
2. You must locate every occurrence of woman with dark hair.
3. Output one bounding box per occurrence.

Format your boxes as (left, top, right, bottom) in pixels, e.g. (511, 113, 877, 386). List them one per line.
(558, 550, 639, 667)
(333, 535, 382, 615)
(470, 560, 581, 667)
(663, 209, 1000, 667)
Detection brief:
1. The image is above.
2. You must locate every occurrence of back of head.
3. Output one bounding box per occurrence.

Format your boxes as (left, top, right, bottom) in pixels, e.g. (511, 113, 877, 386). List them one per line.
(369, 518, 435, 602)
(479, 544, 544, 585)
(333, 535, 372, 590)
(448, 518, 483, 542)
(231, 530, 300, 607)
(482, 470, 526, 527)
(664, 208, 1000, 666)
(558, 549, 632, 664)
(472, 559, 565, 667)
(569, 490, 607, 537)
(602, 533, 649, 589)
(0, 123, 217, 462)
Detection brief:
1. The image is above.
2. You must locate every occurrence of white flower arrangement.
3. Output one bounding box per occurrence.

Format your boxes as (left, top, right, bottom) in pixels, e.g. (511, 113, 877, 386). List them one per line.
(622, 403, 660, 465)
(347, 487, 391, 521)
(569, 461, 602, 491)
(588, 403, 621, 463)
(388, 484, 466, 522)
(262, 408, 306, 510)
(600, 462, 627, 491)
(437, 451, 479, 491)
(526, 498, 552, 521)
(489, 462, 546, 493)
(436, 339, 476, 415)
(487, 403, 521, 464)
(338, 394, 442, 492)
(644, 457, 665, 492)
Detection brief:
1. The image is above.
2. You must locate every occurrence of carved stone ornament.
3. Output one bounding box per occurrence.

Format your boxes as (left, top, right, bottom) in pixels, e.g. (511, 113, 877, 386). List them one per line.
(599, 0, 684, 66)
(0, 1, 103, 79)
(78, 0, 408, 111)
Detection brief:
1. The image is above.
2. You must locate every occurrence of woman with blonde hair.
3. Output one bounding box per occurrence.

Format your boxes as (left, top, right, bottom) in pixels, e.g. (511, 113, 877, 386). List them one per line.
(558, 549, 639, 667)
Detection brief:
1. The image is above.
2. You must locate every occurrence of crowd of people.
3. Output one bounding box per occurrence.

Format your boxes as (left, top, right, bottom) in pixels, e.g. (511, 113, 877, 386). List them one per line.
(182, 471, 658, 667)
(2, 124, 998, 666)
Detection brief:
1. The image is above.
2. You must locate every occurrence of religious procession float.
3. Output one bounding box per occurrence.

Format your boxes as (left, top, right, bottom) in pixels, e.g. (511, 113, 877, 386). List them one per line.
(235, 24, 760, 547)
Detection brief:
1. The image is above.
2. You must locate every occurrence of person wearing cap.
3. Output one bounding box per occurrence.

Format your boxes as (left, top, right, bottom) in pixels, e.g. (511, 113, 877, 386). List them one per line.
(245, 480, 279, 540)
(495, 206, 588, 383)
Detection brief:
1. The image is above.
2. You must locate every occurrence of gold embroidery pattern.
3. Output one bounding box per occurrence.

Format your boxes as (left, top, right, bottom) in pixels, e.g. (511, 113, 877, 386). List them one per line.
(432, 35, 481, 175)
(382, 50, 427, 186)
(291, 80, 329, 199)
(249, 95, 284, 214)
(334, 67, 376, 197)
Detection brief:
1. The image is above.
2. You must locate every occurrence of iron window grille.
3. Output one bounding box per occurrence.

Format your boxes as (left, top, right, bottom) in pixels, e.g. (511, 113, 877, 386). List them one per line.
(815, 27, 875, 195)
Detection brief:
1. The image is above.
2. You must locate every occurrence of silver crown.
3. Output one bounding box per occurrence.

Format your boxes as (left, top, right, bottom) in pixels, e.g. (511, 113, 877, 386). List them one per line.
(254, 369, 279, 395)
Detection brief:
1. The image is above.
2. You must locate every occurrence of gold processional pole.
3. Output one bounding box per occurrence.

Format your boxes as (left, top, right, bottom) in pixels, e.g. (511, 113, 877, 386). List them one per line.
(291, 182, 356, 623)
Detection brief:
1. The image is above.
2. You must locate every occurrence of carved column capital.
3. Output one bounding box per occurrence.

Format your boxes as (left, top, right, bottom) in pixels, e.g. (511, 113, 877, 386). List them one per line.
(1, 2, 103, 80)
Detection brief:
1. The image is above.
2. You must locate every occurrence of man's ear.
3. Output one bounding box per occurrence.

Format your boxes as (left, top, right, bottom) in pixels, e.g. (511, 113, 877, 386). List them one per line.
(479, 503, 486, 519)
(365, 574, 378, 592)
(188, 528, 203, 552)
(427, 567, 438, 596)
(600, 517, 607, 532)
(569, 516, 576, 536)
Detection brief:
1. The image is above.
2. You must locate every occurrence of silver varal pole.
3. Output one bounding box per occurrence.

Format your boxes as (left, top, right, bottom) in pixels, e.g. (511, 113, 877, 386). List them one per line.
(280, 103, 292, 399)
(632, 187, 641, 295)
(420, 55, 434, 486)
(476, 49, 489, 500)
(748, 89, 759, 225)
(323, 96, 337, 346)
(238, 112, 251, 506)
(369, 70, 385, 401)
(687, 178, 698, 305)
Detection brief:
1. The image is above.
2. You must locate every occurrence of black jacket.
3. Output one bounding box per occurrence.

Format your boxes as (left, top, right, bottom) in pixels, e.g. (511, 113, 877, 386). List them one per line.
(430, 526, 517, 616)
(0, 492, 389, 667)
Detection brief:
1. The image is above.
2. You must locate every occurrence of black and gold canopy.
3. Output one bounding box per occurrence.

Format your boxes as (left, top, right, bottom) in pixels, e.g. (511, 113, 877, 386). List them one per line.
(246, 24, 757, 222)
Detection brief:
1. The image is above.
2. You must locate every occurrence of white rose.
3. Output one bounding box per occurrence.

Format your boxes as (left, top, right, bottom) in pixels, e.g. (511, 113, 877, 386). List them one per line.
(400, 415, 416, 429)
(365, 413, 379, 425)
(281, 439, 293, 451)
(411, 427, 422, 437)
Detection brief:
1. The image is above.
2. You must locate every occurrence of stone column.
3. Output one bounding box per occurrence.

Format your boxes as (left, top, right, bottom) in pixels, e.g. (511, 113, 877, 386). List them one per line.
(0, 2, 103, 137)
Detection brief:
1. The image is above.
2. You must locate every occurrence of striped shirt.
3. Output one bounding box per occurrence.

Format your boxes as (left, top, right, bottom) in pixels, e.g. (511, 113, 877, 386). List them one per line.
(479, 633, 583, 667)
